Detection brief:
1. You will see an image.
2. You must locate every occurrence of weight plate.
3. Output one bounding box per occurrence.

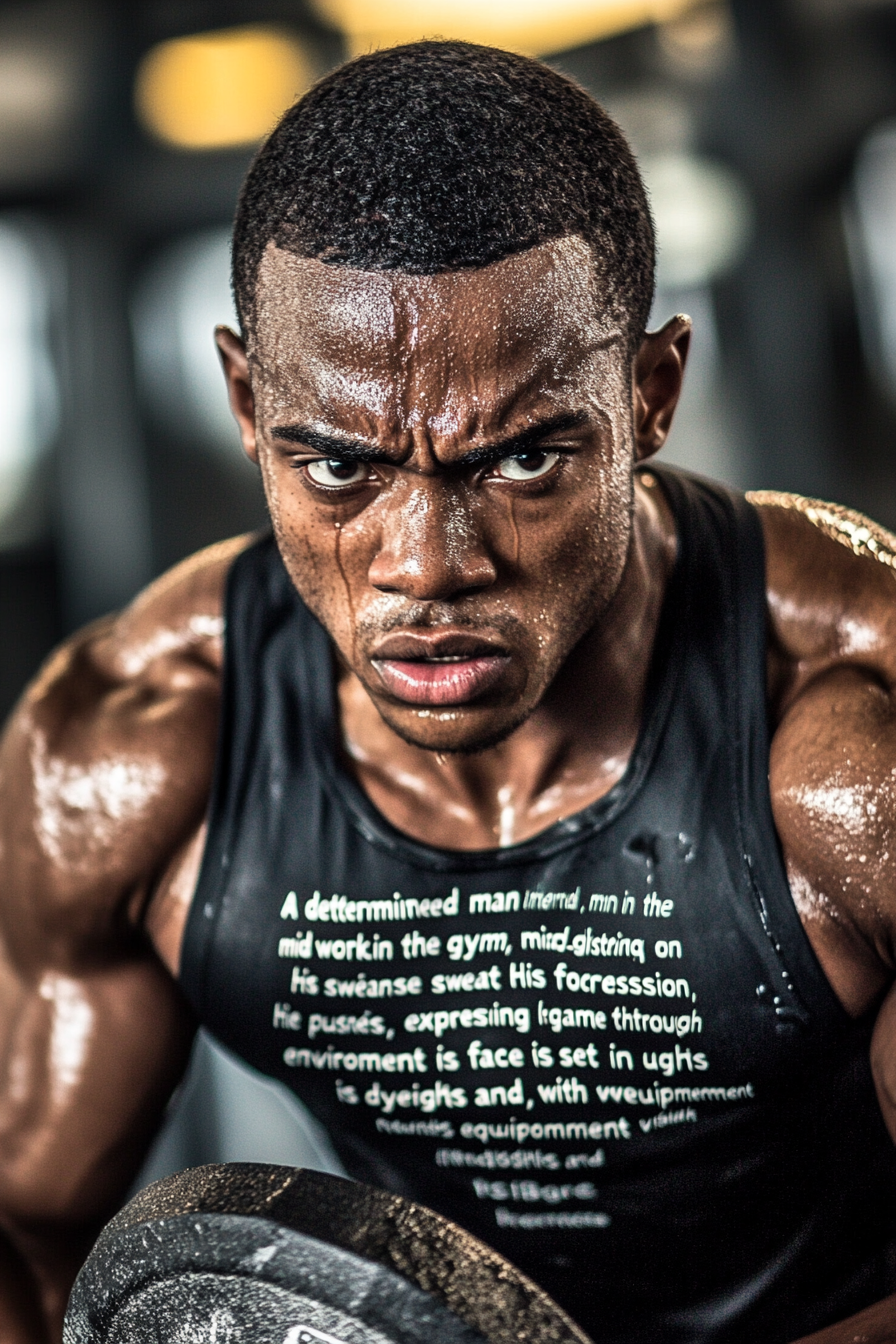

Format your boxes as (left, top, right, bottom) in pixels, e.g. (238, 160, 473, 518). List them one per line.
(64, 1164, 592, 1344)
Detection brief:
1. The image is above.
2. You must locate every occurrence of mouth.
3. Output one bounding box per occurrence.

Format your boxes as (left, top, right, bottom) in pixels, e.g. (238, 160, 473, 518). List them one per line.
(370, 633, 511, 707)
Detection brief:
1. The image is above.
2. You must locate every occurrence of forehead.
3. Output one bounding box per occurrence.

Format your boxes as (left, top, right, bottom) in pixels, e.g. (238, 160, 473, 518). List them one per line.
(252, 236, 626, 428)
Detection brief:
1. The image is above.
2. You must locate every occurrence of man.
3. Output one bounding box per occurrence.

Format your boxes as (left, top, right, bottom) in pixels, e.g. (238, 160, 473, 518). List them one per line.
(1, 38, 896, 1344)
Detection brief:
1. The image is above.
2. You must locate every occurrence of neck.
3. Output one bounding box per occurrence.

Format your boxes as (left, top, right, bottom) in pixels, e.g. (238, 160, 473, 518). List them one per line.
(338, 475, 676, 850)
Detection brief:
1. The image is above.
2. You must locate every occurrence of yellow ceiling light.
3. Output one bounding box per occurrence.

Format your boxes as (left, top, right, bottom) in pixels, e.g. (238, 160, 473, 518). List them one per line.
(136, 26, 312, 151)
(310, 0, 700, 58)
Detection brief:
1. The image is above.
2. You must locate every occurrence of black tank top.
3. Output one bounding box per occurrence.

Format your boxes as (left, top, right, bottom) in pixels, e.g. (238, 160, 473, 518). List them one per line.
(181, 468, 896, 1344)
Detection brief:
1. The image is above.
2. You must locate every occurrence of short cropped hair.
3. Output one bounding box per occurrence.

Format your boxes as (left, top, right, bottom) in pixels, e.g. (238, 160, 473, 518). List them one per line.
(232, 41, 655, 351)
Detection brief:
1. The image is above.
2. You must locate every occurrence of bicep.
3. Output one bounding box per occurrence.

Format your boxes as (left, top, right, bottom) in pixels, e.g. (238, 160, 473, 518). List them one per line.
(0, 940, 195, 1227)
(770, 665, 896, 1015)
(770, 664, 896, 882)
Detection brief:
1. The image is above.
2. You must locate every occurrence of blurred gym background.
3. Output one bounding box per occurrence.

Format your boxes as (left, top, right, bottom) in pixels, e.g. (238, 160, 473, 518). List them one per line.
(1, 0, 896, 1185)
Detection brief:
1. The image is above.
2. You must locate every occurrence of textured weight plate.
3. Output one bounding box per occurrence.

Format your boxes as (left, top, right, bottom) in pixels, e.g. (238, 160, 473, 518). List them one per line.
(64, 1165, 592, 1344)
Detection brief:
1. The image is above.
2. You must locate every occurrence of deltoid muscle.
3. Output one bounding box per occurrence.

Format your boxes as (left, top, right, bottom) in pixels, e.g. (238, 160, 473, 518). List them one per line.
(747, 490, 896, 569)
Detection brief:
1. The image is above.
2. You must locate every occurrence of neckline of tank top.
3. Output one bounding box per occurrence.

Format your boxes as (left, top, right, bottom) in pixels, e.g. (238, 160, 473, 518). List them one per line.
(298, 467, 699, 872)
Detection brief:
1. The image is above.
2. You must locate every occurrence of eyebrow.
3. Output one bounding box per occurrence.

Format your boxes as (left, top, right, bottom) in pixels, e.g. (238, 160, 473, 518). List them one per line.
(269, 411, 590, 469)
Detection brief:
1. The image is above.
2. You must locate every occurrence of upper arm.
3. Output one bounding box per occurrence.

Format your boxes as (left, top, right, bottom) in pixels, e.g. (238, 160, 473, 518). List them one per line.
(0, 536, 248, 1232)
(752, 494, 896, 1014)
(0, 941, 194, 1226)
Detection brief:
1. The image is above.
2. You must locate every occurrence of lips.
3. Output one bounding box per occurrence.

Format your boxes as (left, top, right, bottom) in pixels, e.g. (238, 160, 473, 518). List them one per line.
(370, 633, 510, 706)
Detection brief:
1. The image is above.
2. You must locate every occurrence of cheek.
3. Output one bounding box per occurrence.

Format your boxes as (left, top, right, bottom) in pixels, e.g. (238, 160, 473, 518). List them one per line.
(257, 451, 285, 536)
(522, 458, 630, 590)
(278, 520, 359, 649)
(518, 468, 632, 661)
(260, 464, 346, 615)
(261, 465, 383, 648)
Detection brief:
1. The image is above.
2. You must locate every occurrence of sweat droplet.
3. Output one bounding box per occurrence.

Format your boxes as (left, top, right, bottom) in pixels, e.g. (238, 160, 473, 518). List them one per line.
(506, 492, 520, 567)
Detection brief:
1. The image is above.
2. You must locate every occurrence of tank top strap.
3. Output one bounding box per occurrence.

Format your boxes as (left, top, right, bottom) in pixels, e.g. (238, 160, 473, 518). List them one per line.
(180, 528, 326, 1016)
(652, 466, 848, 1030)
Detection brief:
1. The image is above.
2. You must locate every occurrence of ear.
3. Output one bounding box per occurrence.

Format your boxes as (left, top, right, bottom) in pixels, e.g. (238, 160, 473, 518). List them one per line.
(631, 315, 692, 462)
(215, 325, 258, 464)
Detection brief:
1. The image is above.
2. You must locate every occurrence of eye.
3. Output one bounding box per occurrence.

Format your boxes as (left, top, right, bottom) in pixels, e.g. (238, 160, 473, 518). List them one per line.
(493, 451, 560, 481)
(305, 458, 368, 487)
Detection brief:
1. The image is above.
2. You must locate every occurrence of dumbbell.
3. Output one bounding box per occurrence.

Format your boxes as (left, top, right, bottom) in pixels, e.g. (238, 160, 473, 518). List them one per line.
(64, 1164, 593, 1344)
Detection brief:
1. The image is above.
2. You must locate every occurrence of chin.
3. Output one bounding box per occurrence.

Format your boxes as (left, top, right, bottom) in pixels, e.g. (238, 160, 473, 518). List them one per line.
(376, 699, 534, 756)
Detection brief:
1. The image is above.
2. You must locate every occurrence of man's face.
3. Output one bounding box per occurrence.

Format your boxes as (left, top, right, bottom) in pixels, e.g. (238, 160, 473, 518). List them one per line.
(242, 236, 640, 754)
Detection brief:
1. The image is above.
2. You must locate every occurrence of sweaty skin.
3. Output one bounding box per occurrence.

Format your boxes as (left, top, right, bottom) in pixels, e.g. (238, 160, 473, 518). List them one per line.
(1, 237, 896, 1341)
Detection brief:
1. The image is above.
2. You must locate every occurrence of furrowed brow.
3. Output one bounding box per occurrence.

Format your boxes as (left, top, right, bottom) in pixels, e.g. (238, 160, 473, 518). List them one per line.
(270, 424, 393, 463)
(457, 412, 590, 469)
(270, 410, 589, 469)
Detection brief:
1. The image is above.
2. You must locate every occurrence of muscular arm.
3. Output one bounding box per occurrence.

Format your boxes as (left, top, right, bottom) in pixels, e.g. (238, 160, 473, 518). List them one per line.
(0, 537, 246, 1341)
(753, 494, 896, 1344)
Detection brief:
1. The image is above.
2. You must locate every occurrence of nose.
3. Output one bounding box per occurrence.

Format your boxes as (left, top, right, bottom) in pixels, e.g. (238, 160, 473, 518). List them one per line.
(368, 479, 496, 601)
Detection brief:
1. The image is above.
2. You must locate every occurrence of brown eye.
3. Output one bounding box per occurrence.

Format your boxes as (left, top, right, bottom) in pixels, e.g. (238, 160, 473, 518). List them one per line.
(306, 459, 368, 486)
(494, 451, 560, 481)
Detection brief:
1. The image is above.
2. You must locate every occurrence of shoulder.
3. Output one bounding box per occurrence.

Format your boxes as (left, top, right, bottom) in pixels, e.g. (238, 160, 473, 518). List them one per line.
(0, 535, 254, 962)
(747, 491, 896, 713)
(90, 533, 253, 680)
(15, 532, 252, 761)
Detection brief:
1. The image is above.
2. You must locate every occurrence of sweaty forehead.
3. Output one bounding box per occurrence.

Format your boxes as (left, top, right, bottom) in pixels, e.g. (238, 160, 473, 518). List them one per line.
(251, 236, 625, 425)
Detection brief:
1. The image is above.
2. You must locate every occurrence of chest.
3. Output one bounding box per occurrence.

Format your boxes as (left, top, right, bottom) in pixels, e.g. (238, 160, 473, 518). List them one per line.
(189, 779, 830, 1129)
